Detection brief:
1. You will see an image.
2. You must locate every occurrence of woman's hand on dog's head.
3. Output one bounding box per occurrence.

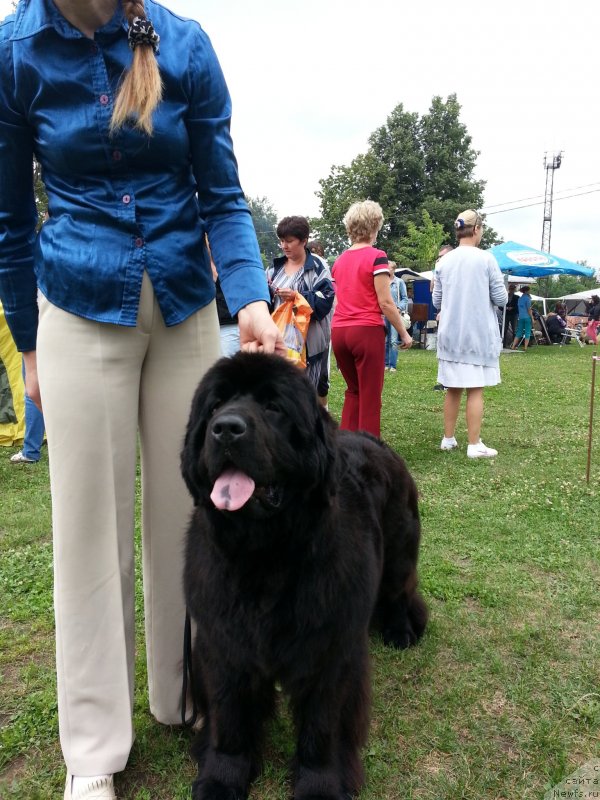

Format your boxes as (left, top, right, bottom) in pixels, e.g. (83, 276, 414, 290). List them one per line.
(238, 301, 287, 356)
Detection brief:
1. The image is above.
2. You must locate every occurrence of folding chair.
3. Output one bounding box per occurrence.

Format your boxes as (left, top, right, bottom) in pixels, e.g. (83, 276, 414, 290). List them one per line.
(560, 326, 585, 347)
(536, 314, 552, 345)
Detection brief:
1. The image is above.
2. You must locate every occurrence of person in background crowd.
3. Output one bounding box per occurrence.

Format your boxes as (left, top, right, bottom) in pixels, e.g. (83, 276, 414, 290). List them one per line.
(207, 237, 240, 356)
(307, 238, 334, 407)
(10, 359, 46, 463)
(331, 200, 412, 438)
(433, 209, 507, 458)
(384, 261, 408, 373)
(0, 3, 284, 799)
(511, 285, 534, 350)
(545, 304, 568, 344)
(268, 217, 335, 401)
(554, 300, 567, 320)
(212, 264, 240, 356)
(307, 239, 326, 260)
(585, 294, 600, 345)
(503, 283, 519, 347)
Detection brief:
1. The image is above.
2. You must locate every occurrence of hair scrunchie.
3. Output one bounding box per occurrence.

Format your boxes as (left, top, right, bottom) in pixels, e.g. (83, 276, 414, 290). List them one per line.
(128, 16, 160, 53)
(454, 218, 465, 230)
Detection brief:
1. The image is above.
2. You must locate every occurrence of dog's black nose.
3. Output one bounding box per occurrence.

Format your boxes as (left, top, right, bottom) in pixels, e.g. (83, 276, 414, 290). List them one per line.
(212, 413, 247, 443)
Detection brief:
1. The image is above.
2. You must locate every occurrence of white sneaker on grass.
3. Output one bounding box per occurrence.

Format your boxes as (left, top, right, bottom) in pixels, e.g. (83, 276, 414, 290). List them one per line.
(467, 441, 498, 459)
(440, 436, 458, 451)
(10, 450, 36, 464)
(64, 774, 116, 800)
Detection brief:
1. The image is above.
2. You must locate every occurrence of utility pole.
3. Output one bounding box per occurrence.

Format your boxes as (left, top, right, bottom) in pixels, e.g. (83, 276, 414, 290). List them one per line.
(541, 151, 563, 252)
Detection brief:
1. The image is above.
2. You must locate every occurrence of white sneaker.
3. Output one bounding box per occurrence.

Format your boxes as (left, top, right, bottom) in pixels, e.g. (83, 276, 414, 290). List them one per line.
(64, 774, 116, 800)
(440, 437, 458, 450)
(467, 441, 498, 459)
(10, 450, 36, 463)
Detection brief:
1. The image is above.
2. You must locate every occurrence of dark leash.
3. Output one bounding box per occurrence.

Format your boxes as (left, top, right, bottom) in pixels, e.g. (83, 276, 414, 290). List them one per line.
(181, 608, 199, 728)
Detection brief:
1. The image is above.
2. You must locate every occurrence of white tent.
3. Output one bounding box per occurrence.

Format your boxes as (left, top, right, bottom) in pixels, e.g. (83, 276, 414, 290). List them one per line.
(547, 287, 600, 315)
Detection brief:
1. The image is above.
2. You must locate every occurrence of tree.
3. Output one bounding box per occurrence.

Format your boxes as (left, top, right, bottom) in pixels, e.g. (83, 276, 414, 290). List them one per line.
(313, 94, 498, 262)
(536, 273, 599, 299)
(246, 195, 279, 267)
(392, 210, 447, 271)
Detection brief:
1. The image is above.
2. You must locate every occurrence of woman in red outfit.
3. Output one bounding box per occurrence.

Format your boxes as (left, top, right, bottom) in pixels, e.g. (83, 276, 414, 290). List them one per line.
(331, 201, 412, 437)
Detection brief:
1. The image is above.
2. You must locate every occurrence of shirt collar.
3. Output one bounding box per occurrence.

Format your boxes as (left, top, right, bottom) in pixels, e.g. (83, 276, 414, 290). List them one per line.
(11, 0, 126, 41)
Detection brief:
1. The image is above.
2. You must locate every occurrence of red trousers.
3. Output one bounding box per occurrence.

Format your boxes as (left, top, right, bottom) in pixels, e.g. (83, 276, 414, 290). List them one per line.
(332, 324, 385, 437)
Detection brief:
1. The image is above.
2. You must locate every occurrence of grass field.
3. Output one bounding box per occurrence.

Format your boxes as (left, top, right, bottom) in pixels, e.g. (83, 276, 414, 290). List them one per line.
(1, 344, 599, 799)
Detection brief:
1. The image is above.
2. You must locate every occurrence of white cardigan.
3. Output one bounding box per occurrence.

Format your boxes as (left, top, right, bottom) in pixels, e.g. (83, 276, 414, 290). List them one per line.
(432, 247, 508, 367)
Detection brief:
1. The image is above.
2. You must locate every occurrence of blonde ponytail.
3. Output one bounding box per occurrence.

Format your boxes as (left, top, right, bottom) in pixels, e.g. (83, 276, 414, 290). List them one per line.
(110, 1, 163, 136)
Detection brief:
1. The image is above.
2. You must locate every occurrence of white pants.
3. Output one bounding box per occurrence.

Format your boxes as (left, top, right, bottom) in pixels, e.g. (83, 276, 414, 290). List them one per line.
(37, 273, 220, 775)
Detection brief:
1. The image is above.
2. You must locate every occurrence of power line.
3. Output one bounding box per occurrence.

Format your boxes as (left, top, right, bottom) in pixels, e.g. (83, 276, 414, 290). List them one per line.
(482, 181, 600, 211)
(484, 188, 600, 216)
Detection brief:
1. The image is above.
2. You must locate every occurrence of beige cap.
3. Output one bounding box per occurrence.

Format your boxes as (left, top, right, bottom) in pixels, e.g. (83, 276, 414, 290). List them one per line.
(454, 209, 481, 230)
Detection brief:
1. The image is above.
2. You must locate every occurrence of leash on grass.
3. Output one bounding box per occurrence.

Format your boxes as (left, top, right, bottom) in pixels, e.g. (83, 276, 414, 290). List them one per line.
(181, 609, 199, 727)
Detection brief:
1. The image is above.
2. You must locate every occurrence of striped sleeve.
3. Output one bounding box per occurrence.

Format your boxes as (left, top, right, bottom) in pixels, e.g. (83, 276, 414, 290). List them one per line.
(373, 253, 389, 275)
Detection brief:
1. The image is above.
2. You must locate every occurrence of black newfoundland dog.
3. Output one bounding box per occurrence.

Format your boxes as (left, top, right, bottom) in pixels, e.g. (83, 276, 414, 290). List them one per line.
(181, 352, 427, 800)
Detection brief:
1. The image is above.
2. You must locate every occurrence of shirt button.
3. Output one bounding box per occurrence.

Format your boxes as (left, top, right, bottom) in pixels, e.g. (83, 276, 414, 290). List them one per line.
(122, 194, 131, 204)
(99, 94, 109, 105)
(90, 43, 98, 54)
(135, 237, 144, 248)
(112, 150, 122, 161)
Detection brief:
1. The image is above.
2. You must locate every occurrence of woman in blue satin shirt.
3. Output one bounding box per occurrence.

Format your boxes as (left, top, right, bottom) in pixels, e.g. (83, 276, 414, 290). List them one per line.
(0, 2, 283, 798)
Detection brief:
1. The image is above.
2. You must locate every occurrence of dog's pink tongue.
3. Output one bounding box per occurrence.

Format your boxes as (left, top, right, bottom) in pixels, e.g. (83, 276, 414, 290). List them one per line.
(210, 468, 256, 511)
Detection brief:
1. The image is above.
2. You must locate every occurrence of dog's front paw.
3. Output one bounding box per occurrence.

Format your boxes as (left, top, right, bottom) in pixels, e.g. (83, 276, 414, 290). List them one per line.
(382, 622, 417, 649)
(192, 777, 247, 800)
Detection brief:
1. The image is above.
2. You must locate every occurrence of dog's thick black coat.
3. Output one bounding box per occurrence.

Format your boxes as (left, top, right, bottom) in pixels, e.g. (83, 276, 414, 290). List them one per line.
(181, 353, 428, 800)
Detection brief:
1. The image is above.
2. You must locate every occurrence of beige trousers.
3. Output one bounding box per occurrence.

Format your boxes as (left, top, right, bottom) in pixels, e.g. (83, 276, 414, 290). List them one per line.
(37, 273, 220, 775)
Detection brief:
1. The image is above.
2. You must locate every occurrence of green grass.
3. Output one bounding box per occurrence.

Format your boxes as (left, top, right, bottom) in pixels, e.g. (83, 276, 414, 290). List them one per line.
(1, 345, 599, 799)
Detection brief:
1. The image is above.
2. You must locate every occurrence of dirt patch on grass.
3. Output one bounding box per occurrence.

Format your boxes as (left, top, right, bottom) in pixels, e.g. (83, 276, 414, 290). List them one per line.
(480, 689, 513, 717)
(0, 754, 27, 785)
(417, 748, 455, 777)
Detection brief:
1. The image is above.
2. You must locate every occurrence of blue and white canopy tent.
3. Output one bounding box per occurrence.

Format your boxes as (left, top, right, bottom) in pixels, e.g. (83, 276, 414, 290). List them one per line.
(489, 241, 595, 279)
(488, 242, 596, 345)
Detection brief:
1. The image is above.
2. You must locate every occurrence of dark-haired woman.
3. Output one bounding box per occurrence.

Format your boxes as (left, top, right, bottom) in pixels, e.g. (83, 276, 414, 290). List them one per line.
(267, 216, 335, 401)
(0, 2, 284, 797)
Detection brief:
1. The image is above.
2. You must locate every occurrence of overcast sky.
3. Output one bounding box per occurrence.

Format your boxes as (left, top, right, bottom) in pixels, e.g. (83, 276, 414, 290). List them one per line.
(2, 0, 599, 271)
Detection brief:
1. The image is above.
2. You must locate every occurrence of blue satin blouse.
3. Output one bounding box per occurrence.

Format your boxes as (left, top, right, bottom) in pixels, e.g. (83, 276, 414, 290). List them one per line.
(0, 0, 268, 351)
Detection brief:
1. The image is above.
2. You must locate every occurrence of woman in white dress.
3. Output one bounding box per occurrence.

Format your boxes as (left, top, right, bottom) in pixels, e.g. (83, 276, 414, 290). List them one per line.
(432, 210, 507, 458)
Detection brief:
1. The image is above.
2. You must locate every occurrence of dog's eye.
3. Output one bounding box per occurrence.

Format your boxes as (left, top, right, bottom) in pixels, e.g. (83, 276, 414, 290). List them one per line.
(209, 400, 222, 416)
(265, 401, 281, 414)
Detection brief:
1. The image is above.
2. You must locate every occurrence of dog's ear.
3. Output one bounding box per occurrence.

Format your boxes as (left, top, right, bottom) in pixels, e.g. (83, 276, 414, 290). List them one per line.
(180, 389, 208, 504)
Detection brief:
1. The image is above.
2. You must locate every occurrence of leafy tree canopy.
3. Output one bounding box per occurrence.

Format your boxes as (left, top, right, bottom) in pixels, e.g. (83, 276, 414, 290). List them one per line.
(246, 195, 279, 267)
(313, 94, 498, 266)
(392, 209, 447, 271)
(535, 273, 600, 299)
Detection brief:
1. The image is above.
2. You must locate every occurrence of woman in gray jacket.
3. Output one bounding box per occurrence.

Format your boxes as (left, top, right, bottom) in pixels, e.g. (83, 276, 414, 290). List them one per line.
(432, 210, 507, 458)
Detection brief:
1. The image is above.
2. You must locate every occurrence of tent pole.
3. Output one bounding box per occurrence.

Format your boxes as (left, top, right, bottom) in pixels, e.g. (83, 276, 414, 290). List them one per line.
(586, 355, 598, 484)
(501, 275, 508, 344)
